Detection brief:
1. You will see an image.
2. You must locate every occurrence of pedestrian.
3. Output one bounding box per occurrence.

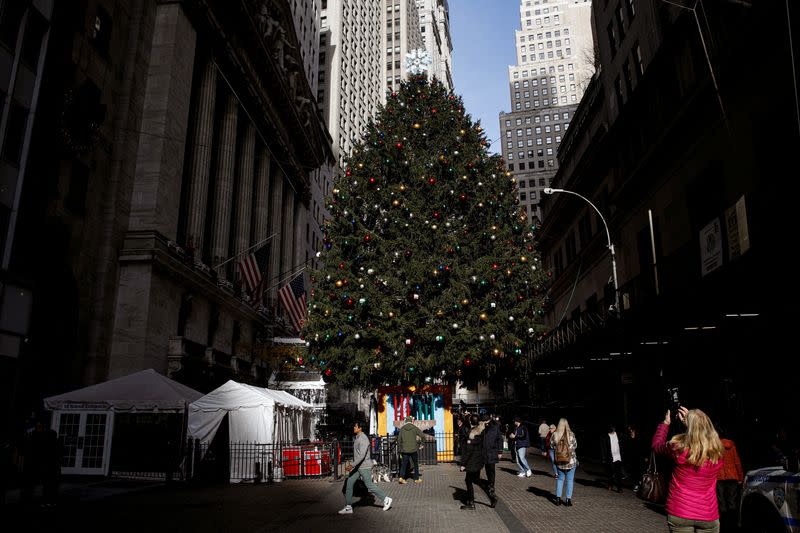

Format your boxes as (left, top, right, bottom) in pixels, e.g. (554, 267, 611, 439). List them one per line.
(454, 417, 464, 458)
(504, 423, 517, 463)
(459, 414, 486, 510)
(338, 421, 393, 515)
(622, 424, 647, 491)
(512, 416, 532, 477)
(481, 413, 502, 508)
(716, 426, 744, 530)
(601, 424, 624, 493)
(538, 419, 549, 454)
(21, 419, 61, 507)
(397, 416, 432, 484)
(652, 406, 724, 532)
(551, 418, 578, 506)
(545, 424, 558, 478)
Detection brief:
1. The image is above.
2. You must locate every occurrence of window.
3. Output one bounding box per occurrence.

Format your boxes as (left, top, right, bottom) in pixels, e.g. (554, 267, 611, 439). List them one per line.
(518, 151, 524, 159)
(521, 192, 527, 201)
(526, 127, 532, 135)
(519, 180, 527, 188)
(519, 162, 526, 170)
(0, 1, 26, 49)
(91, 6, 113, 58)
(515, 81, 520, 89)
(505, 120, 512, 127)
(546, 148, 553, 155)
(516, 118, 522, 125)
(2, 101, 28, 166)
(21, 9, 48, 68)
(539, 178, 546, 186)
(506, 131, 512, 138)
(508, 163, 515, 170)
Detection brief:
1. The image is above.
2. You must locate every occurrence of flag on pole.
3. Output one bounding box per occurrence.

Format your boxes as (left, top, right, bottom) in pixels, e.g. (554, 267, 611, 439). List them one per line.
(238, 245, 269, 293)
(278, 274, 307, 332)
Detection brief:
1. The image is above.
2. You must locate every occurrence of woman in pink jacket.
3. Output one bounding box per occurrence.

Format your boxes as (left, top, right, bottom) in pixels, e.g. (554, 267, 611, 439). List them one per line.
(652, 406, 724, 533)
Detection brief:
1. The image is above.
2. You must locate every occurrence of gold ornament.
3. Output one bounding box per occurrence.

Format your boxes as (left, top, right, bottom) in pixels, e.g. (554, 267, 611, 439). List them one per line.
(480, 313, 488, 321)
(392, 199, 400, 206)
(413, 123, 421, 129)
(399, 184, 406, 192)
(335, 280, 343, 288)
(461, 299, 469, 306)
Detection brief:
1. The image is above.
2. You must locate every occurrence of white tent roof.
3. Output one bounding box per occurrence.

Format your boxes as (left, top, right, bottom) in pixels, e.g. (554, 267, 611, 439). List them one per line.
(44, 368, 203, 412)
(189, 380, 308, 412)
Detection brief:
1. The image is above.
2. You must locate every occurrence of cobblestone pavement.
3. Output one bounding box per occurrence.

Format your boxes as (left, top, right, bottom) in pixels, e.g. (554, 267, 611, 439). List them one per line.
(5, 453, 669, 533)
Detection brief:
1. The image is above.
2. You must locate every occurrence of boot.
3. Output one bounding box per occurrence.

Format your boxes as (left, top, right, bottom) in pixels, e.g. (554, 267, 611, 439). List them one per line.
(489, 486, 498, 508)
(460, 500, 476, 510)
(552, 496, 562, 506)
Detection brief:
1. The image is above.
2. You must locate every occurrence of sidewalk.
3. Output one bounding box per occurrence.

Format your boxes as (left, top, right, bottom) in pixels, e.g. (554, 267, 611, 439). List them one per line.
(3, 452, 668, 532)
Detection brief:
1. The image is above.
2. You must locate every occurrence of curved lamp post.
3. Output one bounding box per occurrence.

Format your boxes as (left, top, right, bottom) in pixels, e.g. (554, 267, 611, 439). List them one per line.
(543, 187, 620, 316)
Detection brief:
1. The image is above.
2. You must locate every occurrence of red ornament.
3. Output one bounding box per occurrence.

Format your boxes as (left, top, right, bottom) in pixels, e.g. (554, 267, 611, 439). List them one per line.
(338, 262, 345, 269)
(345, 298, 354, 308)
(395, 142, 403, 149)
(433, 211, 440, 219)
(428, 177, 436, 185)
(464, 357, 472, 367)
(459, 194, 467, 202)
(324, 368, 332, 376)
(364, 234, 371, 243)
(369, 177, 377, 185)
(431, 108, 438, 113)
(346, 168, 352, 176)
(492, 263, 499, 270)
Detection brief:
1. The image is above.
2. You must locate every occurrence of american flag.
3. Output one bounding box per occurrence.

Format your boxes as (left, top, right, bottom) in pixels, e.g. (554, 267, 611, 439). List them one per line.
(238, 245, 269, 293)
(278, 274, 307, 332)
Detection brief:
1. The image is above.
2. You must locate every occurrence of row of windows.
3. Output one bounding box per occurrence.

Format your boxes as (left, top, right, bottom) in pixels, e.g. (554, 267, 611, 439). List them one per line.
(515, 73, 574, 89)
(507, 123, 564, 137)
(521, 48, 571, 63)
(506, 136, 562, 149)
(514, 94, 578, 109)
(607, 0, 636, 57)
(520, 38, 570, 52)
(508, 158, 554, 168)
(519, 177, 549, 189)
(504, 111, 570, 127)
(524, 5, 559, 16)
(515, 84, 577, 99)
(513, 63, 574, 79)
(525, 14, 560, 27)
(520, 28, 570, 43)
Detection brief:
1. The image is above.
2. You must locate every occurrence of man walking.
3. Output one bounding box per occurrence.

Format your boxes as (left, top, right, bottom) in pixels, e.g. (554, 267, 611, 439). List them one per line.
(601, 424, 624, 493)
(513, 417, 532, 477)
(339, 422, 393, 514)
(482, 413, 503, 507)
(397, 416, 431, 484)
(538, 419, 550, 454)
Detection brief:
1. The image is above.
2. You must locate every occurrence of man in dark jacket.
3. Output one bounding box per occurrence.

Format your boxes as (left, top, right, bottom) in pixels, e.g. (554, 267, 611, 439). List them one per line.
(600, 424, 624, 493)
(397, 416, 432, 483)
(481, 413, 502, 507)
(513, 416, 532, 477)
(459, 414, 485, 510)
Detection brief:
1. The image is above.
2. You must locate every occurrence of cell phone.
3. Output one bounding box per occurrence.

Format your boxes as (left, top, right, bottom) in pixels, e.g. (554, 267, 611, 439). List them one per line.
(667, 387, 681, 417)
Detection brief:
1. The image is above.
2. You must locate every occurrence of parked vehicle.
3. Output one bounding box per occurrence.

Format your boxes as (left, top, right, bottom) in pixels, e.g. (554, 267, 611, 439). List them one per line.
(740, 466, 799, 532)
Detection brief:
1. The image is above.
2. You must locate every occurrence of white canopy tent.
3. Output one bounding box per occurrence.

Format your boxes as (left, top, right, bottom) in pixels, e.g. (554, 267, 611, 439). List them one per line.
(187, 380, 314, 445)
(43, 369, 203, 475)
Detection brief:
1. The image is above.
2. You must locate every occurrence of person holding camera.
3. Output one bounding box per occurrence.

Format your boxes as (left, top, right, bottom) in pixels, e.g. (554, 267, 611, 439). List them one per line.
(652, 406, 724, 533)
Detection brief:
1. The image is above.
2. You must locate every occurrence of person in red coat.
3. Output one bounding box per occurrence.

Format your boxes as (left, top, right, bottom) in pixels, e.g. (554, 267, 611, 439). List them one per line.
(652, 406, 724, 533)
(716, 429, 744, 529)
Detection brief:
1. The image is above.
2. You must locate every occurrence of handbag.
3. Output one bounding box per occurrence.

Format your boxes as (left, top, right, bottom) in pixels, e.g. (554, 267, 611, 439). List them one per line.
(636, 451, 667, 504)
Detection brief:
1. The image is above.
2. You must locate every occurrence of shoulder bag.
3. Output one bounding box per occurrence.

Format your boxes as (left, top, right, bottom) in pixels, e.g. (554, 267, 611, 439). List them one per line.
(636, 450, 667, 504)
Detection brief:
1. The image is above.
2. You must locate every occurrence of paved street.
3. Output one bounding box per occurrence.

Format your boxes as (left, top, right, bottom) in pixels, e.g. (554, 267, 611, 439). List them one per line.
(5, 453, 668, 533)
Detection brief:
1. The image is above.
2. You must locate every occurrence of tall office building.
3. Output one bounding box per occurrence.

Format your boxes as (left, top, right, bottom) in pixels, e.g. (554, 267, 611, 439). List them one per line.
(499, 0, 594, 224)
(416, 0, 454, 90)
(384, 0, 425, 94)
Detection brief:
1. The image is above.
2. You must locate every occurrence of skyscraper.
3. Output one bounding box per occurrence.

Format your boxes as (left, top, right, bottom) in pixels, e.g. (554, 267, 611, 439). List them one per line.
(499, 0, 594, 224)
(415, 0, 454, 90)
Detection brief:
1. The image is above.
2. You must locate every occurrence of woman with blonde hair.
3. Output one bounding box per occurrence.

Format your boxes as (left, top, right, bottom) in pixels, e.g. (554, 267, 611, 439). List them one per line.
(652, 406, 724, 532)
(551, 418, 578, 506)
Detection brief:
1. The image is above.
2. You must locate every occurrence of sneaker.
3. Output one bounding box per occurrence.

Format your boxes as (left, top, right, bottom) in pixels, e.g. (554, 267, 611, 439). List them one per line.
(517, 472, 526, 477)
(338, 505, 353, 514)
(398, 478, 407, 484)
(526, 469, 532, 477)
(414, 479, 422, 484)
(382, 496, 393, 511)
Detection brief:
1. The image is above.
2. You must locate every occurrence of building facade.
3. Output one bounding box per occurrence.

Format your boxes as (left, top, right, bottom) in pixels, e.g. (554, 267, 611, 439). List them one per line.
(534, 0, 795, 440)
(384, 0, 424, 94)
(498, 0, 593, 224)
(415, 0, 453, 90)
(5, 0, 333, 428)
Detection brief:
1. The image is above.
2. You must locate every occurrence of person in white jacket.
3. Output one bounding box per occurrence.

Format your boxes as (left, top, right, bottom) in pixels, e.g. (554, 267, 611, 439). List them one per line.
(339, 421, 393, 514)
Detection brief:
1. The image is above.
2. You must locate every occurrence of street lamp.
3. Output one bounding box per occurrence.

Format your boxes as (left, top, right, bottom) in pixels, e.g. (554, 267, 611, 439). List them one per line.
(543, 187, 620, 316)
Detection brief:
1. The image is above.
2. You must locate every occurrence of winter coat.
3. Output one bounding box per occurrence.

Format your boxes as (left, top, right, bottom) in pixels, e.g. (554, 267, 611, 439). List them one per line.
(352, 431, 374, 469)
(398, 422, 427, 454)
(718, 438, 743, 482)
(551, 430, 578, 470)
(460, 422, 486, 472)
(513, 424, 530, 449)
(482, 421, 503, 464)
(652, 423, 723, 522)
(600, 432, 623, 464)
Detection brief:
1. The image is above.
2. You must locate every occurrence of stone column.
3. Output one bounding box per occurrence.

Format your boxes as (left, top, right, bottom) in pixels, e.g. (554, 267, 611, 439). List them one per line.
(184, 59, 217, 258)
(293, 192, 307, 273)
(267, 167, 284, 298)
(209, 92, 238, 274)
(253, 146, 271, 242)
(281, 185, 295, 281)
(233, 122, 256, 272)
(128, 2, 197, 237)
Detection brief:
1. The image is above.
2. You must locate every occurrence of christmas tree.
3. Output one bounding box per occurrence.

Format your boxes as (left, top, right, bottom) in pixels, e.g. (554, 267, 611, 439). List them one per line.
(303, 70, 549, 390)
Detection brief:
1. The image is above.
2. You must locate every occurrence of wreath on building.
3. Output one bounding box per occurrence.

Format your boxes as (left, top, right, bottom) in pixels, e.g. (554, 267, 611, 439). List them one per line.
(58, 88, 104, 156)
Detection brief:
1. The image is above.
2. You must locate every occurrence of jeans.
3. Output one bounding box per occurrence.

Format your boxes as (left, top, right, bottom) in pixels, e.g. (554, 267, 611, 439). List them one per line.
(516, 447, 530, 473)
(548, 449, 558, 475)
(345, 467, 386, 505)
(667, 515, 720, 533)
(464, 470, 481, 501)
(400, 452, 419, 480)
(556, 466, 576, 498)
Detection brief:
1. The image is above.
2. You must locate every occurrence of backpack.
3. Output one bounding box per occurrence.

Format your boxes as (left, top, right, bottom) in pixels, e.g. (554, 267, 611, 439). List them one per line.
(555, 432, 571, 464)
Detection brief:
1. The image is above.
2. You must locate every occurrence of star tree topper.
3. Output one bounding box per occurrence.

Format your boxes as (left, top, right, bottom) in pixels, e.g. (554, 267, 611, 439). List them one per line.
(404, 48, 432, 76)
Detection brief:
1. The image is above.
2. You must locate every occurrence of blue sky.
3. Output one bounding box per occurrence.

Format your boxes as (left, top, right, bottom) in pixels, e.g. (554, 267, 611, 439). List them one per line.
(450, 0, 521, 154)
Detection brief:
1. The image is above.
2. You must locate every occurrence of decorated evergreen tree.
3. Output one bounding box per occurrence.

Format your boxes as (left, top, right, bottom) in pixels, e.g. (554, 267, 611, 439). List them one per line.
(303, 70, 550, 390)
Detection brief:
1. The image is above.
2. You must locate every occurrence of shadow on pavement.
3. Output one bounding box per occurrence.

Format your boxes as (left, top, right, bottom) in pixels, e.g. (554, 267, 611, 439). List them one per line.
(526, 485, 553, 501)
(573, 477, 607, 488)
